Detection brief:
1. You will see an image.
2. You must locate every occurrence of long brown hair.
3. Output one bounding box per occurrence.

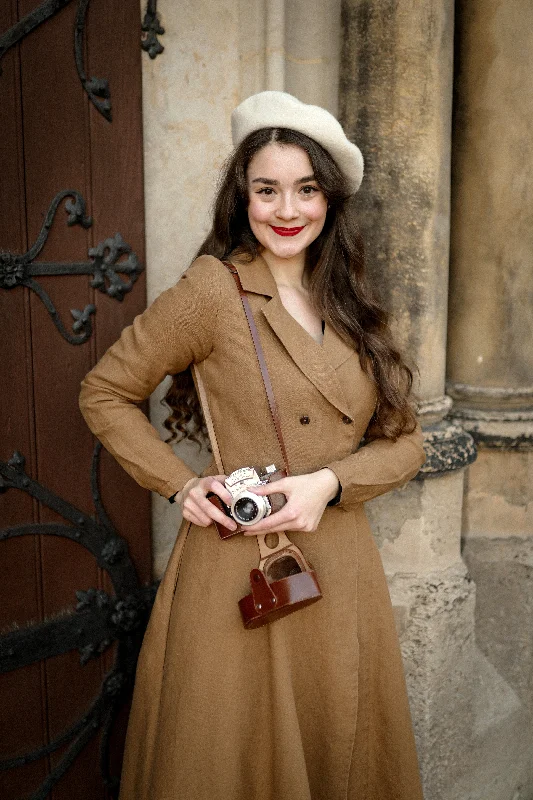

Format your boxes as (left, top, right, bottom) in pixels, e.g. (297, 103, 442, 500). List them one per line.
(163, 128, 417, 445)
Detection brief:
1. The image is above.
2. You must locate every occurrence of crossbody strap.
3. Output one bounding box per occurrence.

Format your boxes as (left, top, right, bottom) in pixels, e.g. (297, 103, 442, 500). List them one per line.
(192, 261, 290, 476)
(223, 262, 290, 475)
(192, 361, 225, 474)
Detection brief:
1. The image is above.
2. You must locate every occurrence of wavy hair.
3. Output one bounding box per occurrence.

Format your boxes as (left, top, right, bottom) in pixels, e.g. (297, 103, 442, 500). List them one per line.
(163, 127, 417, 446)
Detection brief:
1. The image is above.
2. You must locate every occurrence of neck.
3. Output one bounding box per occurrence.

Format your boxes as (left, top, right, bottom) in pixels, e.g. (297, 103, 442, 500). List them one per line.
(260, 249, 307, 289)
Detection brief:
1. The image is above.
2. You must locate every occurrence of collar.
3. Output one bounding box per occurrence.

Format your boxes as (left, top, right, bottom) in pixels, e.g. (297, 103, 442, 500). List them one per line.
(227, 252, 358, 418)
(230, 252, 278, 297)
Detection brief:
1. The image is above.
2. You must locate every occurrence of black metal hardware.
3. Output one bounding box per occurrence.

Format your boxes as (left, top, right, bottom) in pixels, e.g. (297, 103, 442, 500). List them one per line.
(0, 0, 165, 120)
(0, 189, 143, 345)
(0, 444, 157, 799)
(0, 0, 111, 120)
(0, 0, 73, 70)
(141, 0, 164, 59)
(74, 0, 112, 120)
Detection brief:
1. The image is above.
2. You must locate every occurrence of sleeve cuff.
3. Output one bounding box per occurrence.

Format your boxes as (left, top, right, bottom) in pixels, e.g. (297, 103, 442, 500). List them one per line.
(327, 482, 342, 506)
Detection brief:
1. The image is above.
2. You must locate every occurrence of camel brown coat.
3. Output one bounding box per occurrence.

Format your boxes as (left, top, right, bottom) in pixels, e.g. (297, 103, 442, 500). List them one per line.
(79, 253, 426, 800)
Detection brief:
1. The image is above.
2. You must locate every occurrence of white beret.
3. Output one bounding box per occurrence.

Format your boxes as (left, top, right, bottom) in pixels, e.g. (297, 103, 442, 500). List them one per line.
(231, 91, 364, 195)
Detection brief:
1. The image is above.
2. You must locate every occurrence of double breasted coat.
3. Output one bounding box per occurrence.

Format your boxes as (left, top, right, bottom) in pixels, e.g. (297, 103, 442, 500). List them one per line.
(79, 253, 426, 800)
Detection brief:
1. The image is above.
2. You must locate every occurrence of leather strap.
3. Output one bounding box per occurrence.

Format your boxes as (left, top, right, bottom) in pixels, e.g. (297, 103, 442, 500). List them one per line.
(192, 261, 289, 476)
(222, 262, 290, 475)
(192, 362, 225, 475)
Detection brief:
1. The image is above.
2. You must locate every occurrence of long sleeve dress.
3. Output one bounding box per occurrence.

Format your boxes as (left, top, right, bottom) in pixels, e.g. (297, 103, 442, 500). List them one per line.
(79, 252, 426, 800)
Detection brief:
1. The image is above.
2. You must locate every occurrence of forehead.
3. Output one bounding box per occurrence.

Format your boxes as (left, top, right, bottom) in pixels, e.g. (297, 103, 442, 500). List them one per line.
(246, 142, 313, 178)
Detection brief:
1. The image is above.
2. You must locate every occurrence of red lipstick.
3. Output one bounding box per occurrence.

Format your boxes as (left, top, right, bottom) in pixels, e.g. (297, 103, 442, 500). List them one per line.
(270, 225, 305, 237)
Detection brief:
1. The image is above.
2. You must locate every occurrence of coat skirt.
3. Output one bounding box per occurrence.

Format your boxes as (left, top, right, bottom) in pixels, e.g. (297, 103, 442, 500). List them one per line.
(79, 254, 426, 800)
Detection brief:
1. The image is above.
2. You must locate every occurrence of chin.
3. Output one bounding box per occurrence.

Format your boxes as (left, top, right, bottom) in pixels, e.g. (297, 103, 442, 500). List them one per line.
(260, 230, 318, 259)
(267, 243, 307, 260)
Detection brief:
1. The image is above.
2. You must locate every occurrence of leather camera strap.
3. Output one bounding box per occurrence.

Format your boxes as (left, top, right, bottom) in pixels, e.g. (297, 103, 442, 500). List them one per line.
(192, 260, 290, 476)
(222, 261, 290, 475)
(192, 361, 225, 475)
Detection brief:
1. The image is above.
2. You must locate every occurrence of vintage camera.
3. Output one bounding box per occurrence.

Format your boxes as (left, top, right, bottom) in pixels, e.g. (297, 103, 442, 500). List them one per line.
(225, 465, 285, 525)
(208, 464, 286, 537)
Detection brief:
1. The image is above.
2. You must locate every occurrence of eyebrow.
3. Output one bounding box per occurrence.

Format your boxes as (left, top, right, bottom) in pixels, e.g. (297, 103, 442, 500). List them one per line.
(250, 174, 317, 185)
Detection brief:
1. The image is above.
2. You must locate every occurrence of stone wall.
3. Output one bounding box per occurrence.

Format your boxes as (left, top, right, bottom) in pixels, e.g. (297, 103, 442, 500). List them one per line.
(341, 1, 533, 798)
(140, 0, 533, 796)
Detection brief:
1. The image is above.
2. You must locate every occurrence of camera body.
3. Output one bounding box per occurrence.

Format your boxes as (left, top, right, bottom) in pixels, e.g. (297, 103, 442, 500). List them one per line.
(208, 464, 286, 538)
(225, 465, 277, 525)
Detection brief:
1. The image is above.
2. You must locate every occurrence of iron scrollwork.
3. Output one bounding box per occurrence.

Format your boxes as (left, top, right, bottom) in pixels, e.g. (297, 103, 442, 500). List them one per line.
(0, 444, 157, 799)
(0, 0, 165, 120)
(0, 189, 143, 345)
(74, 0, 112, 120)
(0, 0, 111, 120)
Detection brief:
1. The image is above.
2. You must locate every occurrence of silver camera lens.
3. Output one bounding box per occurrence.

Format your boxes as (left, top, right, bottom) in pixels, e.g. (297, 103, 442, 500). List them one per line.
(231, 492, 271, 525)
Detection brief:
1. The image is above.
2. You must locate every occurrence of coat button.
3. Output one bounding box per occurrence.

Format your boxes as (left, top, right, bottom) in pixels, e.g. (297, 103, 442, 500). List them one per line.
(342, 415, 353, 424)
(300, 415, 310, 425)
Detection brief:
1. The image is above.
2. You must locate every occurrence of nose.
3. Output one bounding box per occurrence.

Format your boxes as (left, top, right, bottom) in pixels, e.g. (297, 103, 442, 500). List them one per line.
(276, 191, 299, 221)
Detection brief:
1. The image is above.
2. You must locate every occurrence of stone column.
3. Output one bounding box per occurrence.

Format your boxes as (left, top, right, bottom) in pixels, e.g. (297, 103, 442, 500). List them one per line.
(239, 0, 342, 112)
(340, 3, 478, 798)
(284, 0, 342, 115)
(447, 0, 533, 445)
(447, 2, 533, 795)
(265, 0, 285, 90)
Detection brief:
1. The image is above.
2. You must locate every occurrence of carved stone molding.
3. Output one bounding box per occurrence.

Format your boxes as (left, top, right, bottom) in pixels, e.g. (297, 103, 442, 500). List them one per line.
(447, 383, 533, 450)
(417, 419, 477, 479)
(417, 394, 453, 427)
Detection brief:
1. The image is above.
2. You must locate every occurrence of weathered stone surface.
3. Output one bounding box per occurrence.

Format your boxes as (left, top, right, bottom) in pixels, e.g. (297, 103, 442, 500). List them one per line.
(389, 569, 477, 799)
(463, 449, 533, 541)
(463, 536, 533, 706)
(392, 566, 533, 800)
(448, 0, 533, 390)
(285, 0, 342, 114)
(340, 0, 455, 402)
(369, 471, 465, 574)
(460, 535, 533, 797)
(418, 420, 477, 477)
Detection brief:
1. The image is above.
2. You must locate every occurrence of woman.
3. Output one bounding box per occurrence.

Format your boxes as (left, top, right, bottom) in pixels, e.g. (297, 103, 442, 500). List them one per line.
(80, 91, 426, 800)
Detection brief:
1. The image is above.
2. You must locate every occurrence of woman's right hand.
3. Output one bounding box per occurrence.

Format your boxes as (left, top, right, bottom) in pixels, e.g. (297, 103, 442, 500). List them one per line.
(176, 475, 237, 532)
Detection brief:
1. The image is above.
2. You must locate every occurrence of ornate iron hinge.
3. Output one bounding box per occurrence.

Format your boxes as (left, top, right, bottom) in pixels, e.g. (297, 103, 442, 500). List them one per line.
(0, 0, 165, 122)
(0, 189, 143, 345)
(0, 444, 157, 799)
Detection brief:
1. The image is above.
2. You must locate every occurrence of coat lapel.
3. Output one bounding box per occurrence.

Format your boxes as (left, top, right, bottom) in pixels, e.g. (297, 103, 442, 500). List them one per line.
(232, 254, 356, 419)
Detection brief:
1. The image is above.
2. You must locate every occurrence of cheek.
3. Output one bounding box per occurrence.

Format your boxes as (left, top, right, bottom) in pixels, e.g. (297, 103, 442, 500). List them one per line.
(247, 197, 271, 224)
(306, 197, 328, 223)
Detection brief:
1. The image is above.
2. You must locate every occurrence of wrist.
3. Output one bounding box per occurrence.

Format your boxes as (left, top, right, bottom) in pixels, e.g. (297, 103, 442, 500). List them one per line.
(168, 476, 197, 505)
(316, 468, 340, 503)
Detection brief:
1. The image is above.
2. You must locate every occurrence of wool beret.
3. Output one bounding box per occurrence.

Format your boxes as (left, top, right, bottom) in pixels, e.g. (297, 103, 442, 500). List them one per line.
(231, 91, 364, 195)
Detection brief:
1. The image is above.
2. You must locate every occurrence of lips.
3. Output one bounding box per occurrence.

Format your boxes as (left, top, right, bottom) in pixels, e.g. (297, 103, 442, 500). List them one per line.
(270, 225, 305, 237)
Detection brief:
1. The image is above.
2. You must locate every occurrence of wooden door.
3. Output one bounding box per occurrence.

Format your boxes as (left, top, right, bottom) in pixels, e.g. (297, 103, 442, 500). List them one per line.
(0, 1, 159, 797)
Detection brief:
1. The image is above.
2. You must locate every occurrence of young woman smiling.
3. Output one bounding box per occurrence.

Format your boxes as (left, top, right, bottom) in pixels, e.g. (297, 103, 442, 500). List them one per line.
(80, 92, 426, 800)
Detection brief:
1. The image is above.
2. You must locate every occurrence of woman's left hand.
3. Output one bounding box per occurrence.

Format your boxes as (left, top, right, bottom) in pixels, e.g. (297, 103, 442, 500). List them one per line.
(242, 468, 340, 536)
